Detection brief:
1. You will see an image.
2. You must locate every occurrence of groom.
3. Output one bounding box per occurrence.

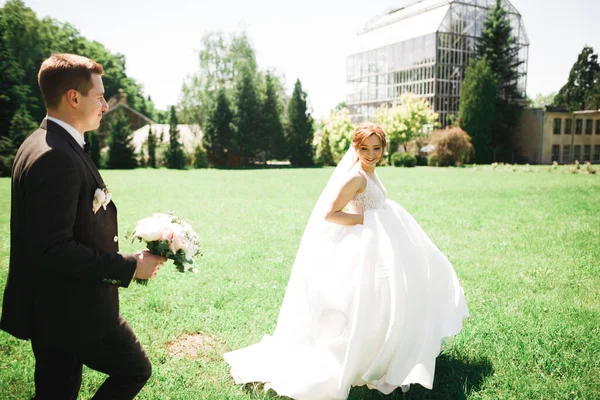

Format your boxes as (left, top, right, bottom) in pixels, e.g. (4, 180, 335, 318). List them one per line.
(0, 53, 167, 399)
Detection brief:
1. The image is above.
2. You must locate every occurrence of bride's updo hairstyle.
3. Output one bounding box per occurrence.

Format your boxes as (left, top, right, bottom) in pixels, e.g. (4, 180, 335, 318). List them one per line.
(352, 123, 387, 152)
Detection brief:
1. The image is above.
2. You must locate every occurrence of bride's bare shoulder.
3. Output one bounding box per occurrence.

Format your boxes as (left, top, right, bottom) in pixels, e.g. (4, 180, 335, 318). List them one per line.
(344, 170, 367, 193)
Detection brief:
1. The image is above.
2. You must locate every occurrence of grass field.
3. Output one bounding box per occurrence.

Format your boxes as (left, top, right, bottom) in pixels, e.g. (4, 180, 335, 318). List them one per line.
(0, 166, 599, 399)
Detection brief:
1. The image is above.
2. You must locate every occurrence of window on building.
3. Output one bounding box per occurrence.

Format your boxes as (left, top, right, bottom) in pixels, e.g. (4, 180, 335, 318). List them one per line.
(596, 120, 600, 134)
(565, 119, 572, 134)
(553, 118, 561, 134)
(552, 145, 560, 162)
(574, 145, 581, 161)
(594, 145, 600, 161)
(585, 119, 593, 135)
(575, 119, 583, 134)
(563, 146, 571, 163)
(584, 145, 591, 161)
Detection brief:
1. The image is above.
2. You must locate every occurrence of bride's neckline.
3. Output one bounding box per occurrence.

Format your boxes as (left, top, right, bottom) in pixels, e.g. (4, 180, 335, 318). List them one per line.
(358, 167, 386, 196)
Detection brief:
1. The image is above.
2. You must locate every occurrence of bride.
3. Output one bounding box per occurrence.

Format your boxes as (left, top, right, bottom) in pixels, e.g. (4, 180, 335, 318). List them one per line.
(224, 123, 469, 399)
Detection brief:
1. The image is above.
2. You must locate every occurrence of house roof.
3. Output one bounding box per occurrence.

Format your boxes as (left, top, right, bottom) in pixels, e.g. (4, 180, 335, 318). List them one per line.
(132, 124, 202, 154)
(103, 103, 154, 125)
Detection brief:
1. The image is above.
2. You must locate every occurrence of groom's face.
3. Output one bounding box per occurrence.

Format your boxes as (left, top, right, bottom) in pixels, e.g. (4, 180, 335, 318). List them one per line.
(77, 73, 108, 132)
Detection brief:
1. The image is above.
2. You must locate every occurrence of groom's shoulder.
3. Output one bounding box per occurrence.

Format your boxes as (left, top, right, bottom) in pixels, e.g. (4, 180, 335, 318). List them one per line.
(15, 127, 76, 177)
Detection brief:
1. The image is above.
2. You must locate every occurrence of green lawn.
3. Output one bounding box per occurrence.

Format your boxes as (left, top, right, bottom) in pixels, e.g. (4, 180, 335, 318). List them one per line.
(0, 166, 599, 399)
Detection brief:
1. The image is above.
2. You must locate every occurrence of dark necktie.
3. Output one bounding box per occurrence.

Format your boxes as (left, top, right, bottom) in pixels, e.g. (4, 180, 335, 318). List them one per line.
(84, 142, 90, 154)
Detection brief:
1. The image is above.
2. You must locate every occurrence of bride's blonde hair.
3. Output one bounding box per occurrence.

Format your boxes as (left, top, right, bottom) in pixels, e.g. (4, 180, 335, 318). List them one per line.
(352, 123, 387, 151)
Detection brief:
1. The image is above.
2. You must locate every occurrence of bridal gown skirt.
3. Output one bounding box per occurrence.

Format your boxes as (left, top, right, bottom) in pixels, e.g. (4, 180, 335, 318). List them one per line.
(224, 199, 469, 399)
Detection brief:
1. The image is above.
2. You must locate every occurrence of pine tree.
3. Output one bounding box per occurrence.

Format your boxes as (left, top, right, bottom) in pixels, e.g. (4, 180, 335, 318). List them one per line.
(554, 46, 600, 111)
(138, 148, 146, 168)
(287, 79, 314, 166)
(203, 87, 235, 167)
(234, 65, 261, 164)
(165, 106, 186, 169)
(477, 0, 524, 162)
(260, 72, 285, 160)
(458, 57, 497, 164)
(106, 108, 137, 169)
(147, 124, 157, 168)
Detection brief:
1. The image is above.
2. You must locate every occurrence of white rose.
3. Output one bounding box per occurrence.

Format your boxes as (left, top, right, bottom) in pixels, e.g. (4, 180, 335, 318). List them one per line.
(133, 218, 163, 241)
(93, 188, 106, 214)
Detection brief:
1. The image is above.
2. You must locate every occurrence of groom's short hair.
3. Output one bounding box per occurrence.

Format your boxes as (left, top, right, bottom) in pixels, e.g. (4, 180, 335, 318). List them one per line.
(38, 53, 104, 109)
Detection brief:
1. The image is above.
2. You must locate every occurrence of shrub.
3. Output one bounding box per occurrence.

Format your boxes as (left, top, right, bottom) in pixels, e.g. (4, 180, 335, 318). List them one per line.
(193, 145, 208, 168)
(391, 152, 417, 167)
(429, 127, 473, 166)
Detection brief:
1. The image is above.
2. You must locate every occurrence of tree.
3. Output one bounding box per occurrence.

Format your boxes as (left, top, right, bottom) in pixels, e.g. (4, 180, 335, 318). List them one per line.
(531, 92, 557, 108)
(180, 32, 231, 128)
(147, 125, 157, 168)
(476, 0, 525, 162)
(0, 136, 15, 177)
(203, 87, 235, 167)
(193, 145, 208, 168)
(321, 108, 354, 162)
(260, 72, 286, 160)
(375, 93, 438, 161)
(554, 46, 600, 111)
(8, 106, 37, 147)
(587, 76, 600, 110)
(287, 79, 314, 166)
(106, 108, 137, 169)
(458, 57, 497, 164)
(233, 64, 261, 164)
(138, 148, 147, 168)
(164, 106, 186, 169)
(0, 14, 29, 139)
(316, 129, 334, 166)
(0, 0, 46, 123)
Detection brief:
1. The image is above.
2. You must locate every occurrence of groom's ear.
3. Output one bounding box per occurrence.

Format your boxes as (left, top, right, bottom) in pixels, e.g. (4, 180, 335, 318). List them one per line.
(65, 89, 79, 108)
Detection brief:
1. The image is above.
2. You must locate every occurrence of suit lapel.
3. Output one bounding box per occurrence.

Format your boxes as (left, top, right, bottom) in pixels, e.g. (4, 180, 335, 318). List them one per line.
(41, 119, 105, 189)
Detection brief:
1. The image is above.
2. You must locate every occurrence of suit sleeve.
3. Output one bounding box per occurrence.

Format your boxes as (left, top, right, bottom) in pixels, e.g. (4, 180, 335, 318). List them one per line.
(24, 149, 137, 287)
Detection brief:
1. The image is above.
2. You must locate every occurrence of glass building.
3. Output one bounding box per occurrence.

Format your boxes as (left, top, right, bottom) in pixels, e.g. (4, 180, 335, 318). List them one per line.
(346, 0, 529, 126)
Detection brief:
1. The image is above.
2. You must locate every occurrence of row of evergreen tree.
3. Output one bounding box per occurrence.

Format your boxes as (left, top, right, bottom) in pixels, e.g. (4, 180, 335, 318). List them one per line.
(180, 32, 315, 167)
(86, 106, 191, 170)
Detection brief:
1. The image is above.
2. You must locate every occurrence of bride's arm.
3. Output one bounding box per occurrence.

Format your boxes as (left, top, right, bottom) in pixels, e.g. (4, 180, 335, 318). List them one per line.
(324, 175, 366, 226)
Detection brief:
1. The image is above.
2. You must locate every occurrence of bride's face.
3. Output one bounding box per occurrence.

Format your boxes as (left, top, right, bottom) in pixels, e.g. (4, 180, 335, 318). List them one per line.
(356, 134, 383, 168)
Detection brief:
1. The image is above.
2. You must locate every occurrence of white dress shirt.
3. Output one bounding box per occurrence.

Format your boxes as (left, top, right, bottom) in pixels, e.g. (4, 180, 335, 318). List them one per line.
(46, 116, 86, 149)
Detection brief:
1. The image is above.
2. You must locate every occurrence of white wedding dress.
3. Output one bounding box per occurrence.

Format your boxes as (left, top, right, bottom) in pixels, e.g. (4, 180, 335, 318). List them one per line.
(224, 148, 469, 400)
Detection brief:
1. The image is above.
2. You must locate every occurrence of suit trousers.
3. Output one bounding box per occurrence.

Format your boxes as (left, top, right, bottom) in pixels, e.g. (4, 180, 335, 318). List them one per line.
(31, 317, 152, 400)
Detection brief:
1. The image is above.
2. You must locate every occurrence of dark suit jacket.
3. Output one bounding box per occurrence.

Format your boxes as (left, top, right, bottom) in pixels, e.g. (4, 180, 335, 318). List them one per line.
(0, 119, 137, 346)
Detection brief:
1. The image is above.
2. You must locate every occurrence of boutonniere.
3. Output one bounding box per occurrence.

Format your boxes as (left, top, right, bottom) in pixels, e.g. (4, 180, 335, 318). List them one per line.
(93, 187, 112, 214)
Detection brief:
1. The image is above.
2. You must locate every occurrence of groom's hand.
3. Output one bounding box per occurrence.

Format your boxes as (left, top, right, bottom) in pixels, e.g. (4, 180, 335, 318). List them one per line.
(134, 250, 167, 280)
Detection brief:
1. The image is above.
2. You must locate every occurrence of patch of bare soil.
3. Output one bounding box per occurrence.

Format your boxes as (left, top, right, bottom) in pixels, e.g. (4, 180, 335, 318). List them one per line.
(166, 332, 227, 362)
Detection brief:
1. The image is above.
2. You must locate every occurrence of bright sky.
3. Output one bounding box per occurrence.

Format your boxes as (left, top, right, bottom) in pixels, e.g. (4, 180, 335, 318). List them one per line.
(3, 0, 598, 118)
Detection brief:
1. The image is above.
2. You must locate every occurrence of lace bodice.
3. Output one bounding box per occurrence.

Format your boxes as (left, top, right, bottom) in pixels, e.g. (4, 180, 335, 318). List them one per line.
(349, 170, 387, 211)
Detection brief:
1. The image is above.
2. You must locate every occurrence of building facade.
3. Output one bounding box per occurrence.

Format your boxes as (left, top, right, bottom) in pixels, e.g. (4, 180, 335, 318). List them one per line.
(518, 107, 600, 164)
(346, 0, 529, 126)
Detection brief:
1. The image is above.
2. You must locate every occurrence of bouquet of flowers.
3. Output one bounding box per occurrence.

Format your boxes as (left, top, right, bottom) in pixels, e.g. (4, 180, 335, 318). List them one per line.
(130, 212, 201, 285)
